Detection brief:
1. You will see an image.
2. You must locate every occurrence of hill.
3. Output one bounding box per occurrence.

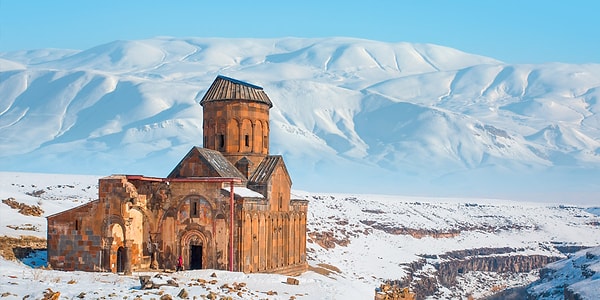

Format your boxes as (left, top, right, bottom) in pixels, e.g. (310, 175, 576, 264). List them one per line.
(1, 37, 599, 203)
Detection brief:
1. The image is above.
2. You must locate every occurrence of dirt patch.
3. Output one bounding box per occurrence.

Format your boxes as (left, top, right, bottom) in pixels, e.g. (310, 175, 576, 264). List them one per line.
(0, 235, 47, 261)
(308, 263, 341, 276)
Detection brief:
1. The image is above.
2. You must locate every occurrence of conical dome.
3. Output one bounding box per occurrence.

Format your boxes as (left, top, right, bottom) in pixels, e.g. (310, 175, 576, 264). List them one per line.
(200, 75, 272, 107)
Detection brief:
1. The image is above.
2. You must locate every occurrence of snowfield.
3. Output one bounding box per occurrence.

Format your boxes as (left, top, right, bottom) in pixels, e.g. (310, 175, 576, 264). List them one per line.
(0, 37, 599, 203)
(1, 172, 599, 299)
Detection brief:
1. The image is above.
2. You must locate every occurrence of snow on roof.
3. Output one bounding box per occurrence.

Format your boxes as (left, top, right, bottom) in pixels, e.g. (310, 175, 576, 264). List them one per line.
(222, 186, 264, 198)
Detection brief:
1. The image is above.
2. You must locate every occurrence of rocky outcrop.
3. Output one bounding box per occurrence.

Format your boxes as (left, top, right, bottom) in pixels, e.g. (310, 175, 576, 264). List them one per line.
(375, 281, 416, 300)
(437, 254, 559, 286)
(2, 198, 44, 216)
(360, 221, 535, 239)
(307, 231, 350, 249)
(0, 235, 46, 261)
(390, 248, 561, 300)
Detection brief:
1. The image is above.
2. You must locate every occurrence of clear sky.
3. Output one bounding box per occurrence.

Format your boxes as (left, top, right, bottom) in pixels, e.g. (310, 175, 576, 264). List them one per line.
(0, 0, 598, 64)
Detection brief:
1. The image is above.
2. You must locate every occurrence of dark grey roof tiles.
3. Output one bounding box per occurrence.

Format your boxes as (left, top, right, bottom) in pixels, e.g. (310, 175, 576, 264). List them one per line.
(195, 147, 246, 178)
(167, 147, 246, 179)
(248, 155, 281, 183)
(200, 75, 273, 107)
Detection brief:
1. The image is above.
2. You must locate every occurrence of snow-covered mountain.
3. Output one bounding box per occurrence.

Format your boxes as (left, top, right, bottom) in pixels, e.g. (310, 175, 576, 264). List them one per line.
(1, 172, 599, 299)
(1, 37, 599, 203)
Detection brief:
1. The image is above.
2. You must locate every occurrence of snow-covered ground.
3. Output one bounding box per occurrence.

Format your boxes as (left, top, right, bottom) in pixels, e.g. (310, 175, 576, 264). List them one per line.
(1, 172, 599, 299)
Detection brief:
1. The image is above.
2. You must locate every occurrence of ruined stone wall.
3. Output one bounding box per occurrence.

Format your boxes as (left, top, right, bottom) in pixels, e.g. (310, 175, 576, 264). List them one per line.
(47, 200, 104, 271)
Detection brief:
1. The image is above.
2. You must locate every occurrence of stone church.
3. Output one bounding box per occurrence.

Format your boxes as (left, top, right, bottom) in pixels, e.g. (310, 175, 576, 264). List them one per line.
(47, 75, 308, 275)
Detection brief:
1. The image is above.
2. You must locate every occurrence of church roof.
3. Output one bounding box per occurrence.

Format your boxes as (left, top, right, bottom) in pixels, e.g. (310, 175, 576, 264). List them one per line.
(167, 147, 246, 180)
(248, 155, 291, 184)
(200, 75, 273, 107)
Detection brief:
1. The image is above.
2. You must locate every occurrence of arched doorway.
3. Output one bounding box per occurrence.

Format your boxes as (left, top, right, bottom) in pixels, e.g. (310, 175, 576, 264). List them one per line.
(116, 246, 125, 273)
(181, 230, 208, 270)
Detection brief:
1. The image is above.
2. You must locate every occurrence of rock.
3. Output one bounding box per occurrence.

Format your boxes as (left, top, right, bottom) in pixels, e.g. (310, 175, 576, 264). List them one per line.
(2, 198, 44, 216)
(210, 272, 217, 278)
(166, 279, 179, 287)
(42, 289, 60, 300)
(177, 288, 188, 299)
(139, 275, 152, 289)
(286, 277, 299, 285)
(160, 294, 172, 300)
(139, 274, 178, 289)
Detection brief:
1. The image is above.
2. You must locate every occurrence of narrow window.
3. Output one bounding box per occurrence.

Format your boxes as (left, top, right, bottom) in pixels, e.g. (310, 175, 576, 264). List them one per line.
(245, 134, 250, 147)
(219, 134, 225, 149)
(278, 195, 283, 209)
(75, 219, 80, 231)
(204, 136, 207, 147)
(263, 136, 268, 148)
(191, 200, 199, 217)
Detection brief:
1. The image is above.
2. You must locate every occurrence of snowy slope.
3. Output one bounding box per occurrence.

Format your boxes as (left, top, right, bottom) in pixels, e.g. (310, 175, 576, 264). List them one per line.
(0, 37, 599, 203)
(528, 246, 600, 299)
(1, 172, 599, 299)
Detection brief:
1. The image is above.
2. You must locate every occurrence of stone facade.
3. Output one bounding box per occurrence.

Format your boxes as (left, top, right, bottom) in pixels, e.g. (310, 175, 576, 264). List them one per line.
(47, 75, 308, 275)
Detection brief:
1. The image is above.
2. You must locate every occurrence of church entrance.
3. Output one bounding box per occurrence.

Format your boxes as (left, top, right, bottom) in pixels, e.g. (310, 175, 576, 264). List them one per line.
(190, 245, 203, 270)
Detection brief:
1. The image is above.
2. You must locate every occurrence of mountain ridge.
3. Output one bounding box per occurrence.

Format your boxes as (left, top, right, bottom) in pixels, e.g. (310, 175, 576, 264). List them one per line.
(1, 37, 598, 203)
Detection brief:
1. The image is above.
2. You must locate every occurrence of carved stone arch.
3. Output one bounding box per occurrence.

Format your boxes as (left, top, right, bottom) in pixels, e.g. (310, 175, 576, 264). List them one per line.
(217, 118, 227, 150)
(259, 213, 266, 271)
(291, 212, 299, 264)
(240, 118, 253, 152)
(101, 215, 127, 273)
(128, 205, 154, 230)
(228, 118, 240, 152)
(262, 120, 269, 154)
(180, 229, 210, 270)
(156, 206, 177, 230)
(126, 205, 153, 261)
(254, 119, 263, 154)
(251, 213, 260, 271)
(298, 212, 306, 262)
(181, 224, 214, 243)
(102, 214, 126, 240)
(265, 213, 273, 270)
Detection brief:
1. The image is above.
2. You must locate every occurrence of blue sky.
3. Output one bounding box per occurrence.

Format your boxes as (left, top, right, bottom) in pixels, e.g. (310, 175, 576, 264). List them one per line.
(0, 0, 598, 64)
